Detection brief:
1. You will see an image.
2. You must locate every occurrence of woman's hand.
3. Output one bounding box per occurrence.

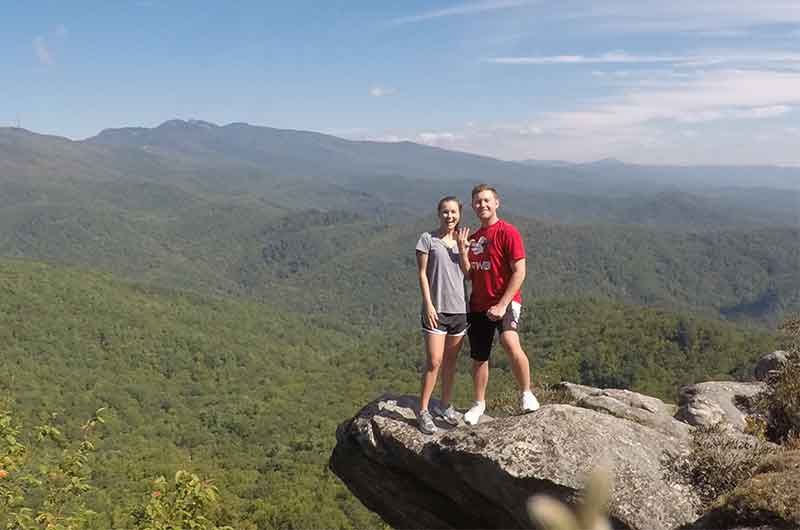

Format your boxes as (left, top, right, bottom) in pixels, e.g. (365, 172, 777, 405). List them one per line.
(425, 303, 439, 330)
(457, 227, 471, 251)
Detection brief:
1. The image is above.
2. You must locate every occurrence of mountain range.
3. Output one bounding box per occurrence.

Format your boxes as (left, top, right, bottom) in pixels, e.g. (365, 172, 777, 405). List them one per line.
(3, 120, 799, 224)
(1, 119, 798, 325)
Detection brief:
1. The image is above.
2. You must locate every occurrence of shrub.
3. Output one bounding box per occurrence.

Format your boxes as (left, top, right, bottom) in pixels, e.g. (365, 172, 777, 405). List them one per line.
(0, 403, 232, 530)
(704, 451, 800, 528)
(752, 316, 800, 443)
(666, 422, 775, 507)
(131, 471, 233, 530)
(0, 405, 103, 530)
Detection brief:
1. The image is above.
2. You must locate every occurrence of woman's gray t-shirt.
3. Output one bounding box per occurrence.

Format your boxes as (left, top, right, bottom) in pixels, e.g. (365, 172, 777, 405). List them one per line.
(416, 231, 467, 314)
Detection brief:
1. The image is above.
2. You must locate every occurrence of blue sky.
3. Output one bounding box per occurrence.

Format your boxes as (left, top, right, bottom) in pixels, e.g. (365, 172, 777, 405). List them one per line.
(2, 0, 800, 164)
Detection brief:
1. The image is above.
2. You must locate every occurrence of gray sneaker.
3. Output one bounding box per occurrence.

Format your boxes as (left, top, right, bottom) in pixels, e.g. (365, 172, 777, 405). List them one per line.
(418, 409, 438, 434)
(433, 404, 459, 425)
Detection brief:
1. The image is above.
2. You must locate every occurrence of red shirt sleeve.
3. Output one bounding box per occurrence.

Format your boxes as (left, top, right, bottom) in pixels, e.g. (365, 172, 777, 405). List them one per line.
(505, 223, 526, 263)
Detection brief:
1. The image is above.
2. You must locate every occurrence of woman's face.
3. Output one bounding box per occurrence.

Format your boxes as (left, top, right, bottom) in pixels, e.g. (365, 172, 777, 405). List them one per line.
(438, 200, 460, 231)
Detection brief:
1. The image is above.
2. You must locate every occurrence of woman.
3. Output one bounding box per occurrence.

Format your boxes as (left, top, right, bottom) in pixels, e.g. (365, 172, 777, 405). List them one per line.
(415, 196, 471, 434)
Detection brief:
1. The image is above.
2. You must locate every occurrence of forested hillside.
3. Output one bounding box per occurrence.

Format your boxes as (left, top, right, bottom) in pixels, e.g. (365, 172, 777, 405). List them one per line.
(1, 120, 797, 527)
(0, 258, 780, 527)
(1, 198, 797, 325)
(245, 212, 799, 325)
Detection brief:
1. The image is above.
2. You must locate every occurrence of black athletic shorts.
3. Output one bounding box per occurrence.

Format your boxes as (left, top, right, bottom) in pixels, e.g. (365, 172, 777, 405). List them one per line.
(468, 302, 522, 361)
(421, 312, 469, 336)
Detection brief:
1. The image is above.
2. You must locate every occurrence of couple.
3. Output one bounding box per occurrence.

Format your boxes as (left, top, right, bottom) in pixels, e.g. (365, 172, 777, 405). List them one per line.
(415, 183, 539, 434)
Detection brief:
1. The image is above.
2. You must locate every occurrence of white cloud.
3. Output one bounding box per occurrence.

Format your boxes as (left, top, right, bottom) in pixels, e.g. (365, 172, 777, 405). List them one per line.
(488, 52, 683, 65)
(486, 50, 800, 68)
(556, 1, 800, 33)
(517, 124, 543, 136)
(735, 105, 792, 119)
(391, 0, 536, 24)
(531, 70, 799, 140)
(416, 131, 463, 146)
(673, 105, 792, 123)
(33, 36, 52, 65)
(369, 86, 397, 97)
(324, 127, 371, 137)
(360, 69, 800, 164)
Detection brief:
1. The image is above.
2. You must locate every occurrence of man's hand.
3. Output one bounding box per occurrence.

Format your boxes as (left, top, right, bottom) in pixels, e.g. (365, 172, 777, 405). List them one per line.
(487, 303, 507, 321)
(457, 227, 471, 251)
(425, 303, 439, 329)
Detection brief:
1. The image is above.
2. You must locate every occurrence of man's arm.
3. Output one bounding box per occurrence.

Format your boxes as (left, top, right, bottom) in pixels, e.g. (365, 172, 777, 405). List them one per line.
(487, 258, 525, 321)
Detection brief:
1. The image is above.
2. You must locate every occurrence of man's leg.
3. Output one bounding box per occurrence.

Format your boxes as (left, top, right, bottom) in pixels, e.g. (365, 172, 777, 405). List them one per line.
(498, 330, 531, 393)
(471, 359, 489, 401)
(499, 330, 539, 412)
(465, 313, 493, 425)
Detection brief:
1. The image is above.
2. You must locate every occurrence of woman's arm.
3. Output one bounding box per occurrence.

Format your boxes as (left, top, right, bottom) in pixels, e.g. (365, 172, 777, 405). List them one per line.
(416, 250, 438, 329)
(456, 226, 472, 278)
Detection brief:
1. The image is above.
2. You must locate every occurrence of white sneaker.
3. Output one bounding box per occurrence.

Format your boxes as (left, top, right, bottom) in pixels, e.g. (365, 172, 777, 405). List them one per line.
(521, 391, 540, 413)
(463, 401, 486, 425)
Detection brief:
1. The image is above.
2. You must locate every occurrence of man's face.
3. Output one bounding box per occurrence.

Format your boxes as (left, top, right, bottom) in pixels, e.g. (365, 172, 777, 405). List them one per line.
(472, 190, 499, 222)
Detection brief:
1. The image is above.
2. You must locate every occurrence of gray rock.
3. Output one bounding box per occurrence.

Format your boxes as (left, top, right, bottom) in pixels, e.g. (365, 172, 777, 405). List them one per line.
(559, 382, 691, 441)
(754, 350, 790, 381)
(681, 521, 800, 530)
(330, 394, 701, 530)
(675, 382, 765, 431)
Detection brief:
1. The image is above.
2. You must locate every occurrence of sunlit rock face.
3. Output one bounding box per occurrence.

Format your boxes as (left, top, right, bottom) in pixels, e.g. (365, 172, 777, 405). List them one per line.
(330, 393, 701, 530)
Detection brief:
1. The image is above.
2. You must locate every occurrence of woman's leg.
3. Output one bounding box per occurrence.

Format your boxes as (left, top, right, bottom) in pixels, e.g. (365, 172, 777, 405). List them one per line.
(420, 332, 446, 412)
(440, 334, 463, 407)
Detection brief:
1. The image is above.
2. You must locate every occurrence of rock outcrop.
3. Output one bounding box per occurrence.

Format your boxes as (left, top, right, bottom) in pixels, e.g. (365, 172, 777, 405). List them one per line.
(330, 352, 799, 530)
(754, 350, 789, 381)
(559, 382, 692, 441)
(675, 381, 765, 431)
(330, 394, 700, 530)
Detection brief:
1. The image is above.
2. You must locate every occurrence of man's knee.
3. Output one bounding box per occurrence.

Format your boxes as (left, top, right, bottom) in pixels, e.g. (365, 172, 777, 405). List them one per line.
(471, 359, 488, 371)
(499, 332, 525, 355)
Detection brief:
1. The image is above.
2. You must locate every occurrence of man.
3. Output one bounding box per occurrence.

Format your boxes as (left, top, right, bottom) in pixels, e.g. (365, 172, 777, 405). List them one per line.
(458, 184, 539, 425)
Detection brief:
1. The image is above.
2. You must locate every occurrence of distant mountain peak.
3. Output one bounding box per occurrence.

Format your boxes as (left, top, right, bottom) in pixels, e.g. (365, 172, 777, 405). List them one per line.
(518, 159, 575, 167)
(157, 119, 218, 129)
(585, 157, 627, 166)
(188, 119, 218, 128)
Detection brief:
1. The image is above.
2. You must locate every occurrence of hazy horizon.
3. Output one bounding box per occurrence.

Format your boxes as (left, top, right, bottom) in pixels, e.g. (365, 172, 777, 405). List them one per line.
(6, 117, 800, 170)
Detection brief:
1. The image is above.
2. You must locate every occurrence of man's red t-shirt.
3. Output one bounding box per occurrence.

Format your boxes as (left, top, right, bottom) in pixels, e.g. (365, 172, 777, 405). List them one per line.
(467, 219, 526, 312)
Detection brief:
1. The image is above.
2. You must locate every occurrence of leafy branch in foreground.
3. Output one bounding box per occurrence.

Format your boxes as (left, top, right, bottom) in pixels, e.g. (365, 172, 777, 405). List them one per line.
(0, 405, 104, 530)
(132, 471, 233, 530)
(0, 404, 231, 530)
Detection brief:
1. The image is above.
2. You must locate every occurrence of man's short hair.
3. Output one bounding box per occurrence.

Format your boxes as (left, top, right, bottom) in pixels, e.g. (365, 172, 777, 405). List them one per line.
(471, 183, 498, 199)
